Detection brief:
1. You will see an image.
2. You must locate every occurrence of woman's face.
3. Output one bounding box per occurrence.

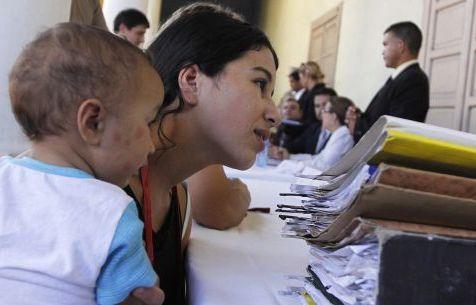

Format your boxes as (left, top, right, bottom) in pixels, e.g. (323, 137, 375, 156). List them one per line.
(196, 47, 280, 169)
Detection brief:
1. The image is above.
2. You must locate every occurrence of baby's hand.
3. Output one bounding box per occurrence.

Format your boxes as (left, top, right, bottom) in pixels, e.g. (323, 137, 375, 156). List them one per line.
(120, 285, 165, 305)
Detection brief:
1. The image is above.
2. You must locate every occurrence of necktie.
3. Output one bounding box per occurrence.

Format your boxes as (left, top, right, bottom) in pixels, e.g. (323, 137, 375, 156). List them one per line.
(315, 130, 331, 154)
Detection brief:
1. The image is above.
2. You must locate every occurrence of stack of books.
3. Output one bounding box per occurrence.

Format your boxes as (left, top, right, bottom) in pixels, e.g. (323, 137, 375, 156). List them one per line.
(278, 116, 476, 305)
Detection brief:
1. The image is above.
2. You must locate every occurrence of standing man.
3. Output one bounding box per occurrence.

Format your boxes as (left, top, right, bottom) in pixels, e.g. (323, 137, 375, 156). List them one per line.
(347, 21, 429, 142)
(289, 68, 306, 100)
(114, 8, 150, 47)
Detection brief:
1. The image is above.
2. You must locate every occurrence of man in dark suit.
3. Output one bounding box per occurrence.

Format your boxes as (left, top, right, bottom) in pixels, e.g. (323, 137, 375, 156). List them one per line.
(347, 21, 429, 142)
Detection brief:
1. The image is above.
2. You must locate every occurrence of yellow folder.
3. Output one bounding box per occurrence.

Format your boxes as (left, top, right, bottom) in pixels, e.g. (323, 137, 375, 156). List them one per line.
(370, 129, 476, 177)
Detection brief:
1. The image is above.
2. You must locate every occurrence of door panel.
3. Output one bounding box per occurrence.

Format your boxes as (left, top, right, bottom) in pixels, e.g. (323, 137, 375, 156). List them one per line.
(308, 5, 342, 87)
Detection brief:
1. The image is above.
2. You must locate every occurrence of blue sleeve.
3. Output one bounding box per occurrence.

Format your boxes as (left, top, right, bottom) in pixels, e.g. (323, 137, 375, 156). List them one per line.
(96, 202, 158, 305)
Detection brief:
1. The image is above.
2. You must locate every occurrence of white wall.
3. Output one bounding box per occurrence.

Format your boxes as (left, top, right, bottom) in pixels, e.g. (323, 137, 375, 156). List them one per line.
(262, 0, 424, 110)
(0, 0, 71, 154)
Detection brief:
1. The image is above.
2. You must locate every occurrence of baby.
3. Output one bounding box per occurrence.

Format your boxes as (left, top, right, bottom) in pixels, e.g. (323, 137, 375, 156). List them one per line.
(0, 23, 164, 305)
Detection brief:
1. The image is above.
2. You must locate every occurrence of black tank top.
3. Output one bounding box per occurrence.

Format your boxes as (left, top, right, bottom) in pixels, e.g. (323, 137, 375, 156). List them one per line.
(123, 184, 187, 305)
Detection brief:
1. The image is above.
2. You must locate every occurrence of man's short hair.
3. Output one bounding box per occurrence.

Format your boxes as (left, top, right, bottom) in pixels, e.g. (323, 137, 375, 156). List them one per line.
(315, 87, 338, 97)
(288, 68, 300, 81)
(384, 21, 423, 56)
(9, 22, 150, 140)
(113, 8, 150, 33)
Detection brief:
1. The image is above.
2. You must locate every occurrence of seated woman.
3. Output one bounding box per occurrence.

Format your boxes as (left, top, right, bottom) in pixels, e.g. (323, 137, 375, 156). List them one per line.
(125, 3, 280, 305)
(309, 96, 354, 171)
(275, 96, 354, 174)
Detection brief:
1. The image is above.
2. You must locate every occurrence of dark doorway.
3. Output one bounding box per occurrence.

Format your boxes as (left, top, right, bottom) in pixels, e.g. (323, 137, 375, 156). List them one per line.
(160, 0, 264, 26)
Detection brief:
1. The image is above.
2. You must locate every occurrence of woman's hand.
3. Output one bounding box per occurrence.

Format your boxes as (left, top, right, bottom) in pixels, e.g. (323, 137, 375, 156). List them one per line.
(268, 145, 289, 160)
(345, 106, 360, 135)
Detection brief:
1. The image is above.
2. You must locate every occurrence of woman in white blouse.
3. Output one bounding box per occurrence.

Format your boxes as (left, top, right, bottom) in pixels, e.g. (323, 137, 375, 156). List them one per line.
(310, 96, 354, 171)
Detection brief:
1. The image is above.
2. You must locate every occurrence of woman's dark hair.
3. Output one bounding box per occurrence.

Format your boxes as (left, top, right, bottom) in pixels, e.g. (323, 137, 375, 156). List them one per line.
(146, 2, 278, 149)
(328, 96, 354, 125)
(147, 2, 278, 114)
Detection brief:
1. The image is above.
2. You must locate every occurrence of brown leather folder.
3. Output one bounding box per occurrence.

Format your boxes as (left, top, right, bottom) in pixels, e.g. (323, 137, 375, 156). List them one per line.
(372, 163, 476, 200)
(314, 184, 476, 243)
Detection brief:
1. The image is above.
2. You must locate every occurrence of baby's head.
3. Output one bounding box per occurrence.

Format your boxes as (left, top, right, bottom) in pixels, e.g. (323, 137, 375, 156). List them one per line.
(9, 22, 164, 186)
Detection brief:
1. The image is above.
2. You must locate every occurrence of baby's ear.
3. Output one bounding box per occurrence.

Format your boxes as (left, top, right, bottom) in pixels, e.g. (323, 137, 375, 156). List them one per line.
(76, 98, 106, 145)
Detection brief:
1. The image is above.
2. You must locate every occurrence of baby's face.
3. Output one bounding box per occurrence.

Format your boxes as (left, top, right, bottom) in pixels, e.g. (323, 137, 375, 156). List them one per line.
(95, 63, 164, 187)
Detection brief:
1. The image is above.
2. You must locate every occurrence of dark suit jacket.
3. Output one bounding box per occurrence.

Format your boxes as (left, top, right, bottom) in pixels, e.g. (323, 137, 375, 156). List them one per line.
(286, 122, 322, 154)
(298, 83, 326, 125)
(355, 63, 429, 141)
(272, 121, 306, 148)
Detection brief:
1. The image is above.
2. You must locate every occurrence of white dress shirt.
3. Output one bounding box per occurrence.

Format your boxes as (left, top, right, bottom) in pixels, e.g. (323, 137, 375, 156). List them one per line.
(391, 59, 419, 79)
(310, 125, 354, 171)
(294, 88, 306, 100)
(315, 129, 331, 154)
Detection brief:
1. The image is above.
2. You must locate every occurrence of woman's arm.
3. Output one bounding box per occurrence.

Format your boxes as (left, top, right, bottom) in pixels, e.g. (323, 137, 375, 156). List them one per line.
(187, 165, 250, 230)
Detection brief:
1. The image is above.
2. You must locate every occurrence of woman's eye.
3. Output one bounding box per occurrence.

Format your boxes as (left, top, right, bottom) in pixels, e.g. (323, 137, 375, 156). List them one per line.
(255, 79, 267, 91)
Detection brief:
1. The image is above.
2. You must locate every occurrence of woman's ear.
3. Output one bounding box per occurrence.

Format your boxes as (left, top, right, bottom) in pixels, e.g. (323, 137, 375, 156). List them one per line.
(178, 64, 200, 106)
(77, 98, 106, 145)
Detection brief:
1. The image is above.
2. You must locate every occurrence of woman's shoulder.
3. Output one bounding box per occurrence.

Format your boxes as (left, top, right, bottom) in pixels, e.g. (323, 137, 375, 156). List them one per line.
(331, 126, 354, 145)
(329, 125, 349, 138)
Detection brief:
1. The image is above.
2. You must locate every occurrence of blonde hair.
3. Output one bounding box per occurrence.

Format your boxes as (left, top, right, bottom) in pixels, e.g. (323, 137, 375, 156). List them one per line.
(278, 91, 296, 110)
(299, 61, 324, 81)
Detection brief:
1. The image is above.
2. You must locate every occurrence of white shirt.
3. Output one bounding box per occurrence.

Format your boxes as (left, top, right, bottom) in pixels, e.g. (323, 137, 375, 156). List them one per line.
(391, 59, 419, 79)
(0, 157, 156, 305)
(294, 88, 306, 100)
(315, 129, 331, 154)
(310, 125, 354, 171)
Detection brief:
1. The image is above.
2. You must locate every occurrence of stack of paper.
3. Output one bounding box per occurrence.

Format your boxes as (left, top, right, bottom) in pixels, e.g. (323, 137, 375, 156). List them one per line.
(278, 116, 476, 305)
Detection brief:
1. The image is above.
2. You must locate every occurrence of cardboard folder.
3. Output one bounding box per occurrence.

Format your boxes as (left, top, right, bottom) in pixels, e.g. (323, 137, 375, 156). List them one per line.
(313, 184, 476, 243)
(371, 163, 476, 200)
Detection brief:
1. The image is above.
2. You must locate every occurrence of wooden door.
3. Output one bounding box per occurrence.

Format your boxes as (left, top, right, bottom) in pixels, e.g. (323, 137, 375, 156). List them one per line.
(308, 4, 342, 87)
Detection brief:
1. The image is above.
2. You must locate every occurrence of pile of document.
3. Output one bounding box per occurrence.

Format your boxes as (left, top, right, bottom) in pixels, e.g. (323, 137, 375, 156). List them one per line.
(278, 116, 476, 305)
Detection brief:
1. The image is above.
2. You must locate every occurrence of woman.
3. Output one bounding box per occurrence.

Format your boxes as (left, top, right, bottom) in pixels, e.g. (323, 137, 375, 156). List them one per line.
(310, 96, 354, 171)
(298, 61, 326, 125)
(125, 3, 280, 305)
